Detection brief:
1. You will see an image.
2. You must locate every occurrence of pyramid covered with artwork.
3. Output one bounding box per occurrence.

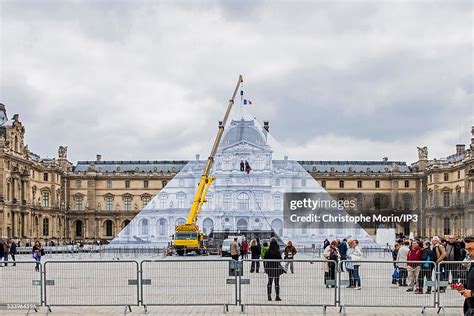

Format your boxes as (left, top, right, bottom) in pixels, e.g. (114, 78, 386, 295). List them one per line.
(110, 105, 376, 248)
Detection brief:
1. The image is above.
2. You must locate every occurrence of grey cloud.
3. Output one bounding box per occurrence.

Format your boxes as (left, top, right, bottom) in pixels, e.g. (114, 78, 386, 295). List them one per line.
(0, 1, 472, 163)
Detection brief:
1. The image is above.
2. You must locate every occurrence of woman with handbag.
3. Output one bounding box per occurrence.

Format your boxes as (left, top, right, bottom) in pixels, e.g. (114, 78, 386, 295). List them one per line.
(264, 238, 285, 301)
(32, 241, 43, 272)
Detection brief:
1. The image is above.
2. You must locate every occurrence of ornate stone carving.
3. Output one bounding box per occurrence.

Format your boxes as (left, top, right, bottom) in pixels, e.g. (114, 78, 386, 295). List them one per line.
(391, 163, 400, 173)
(23, 144, 30, 159)
(417, 146, 428, 160)
(58, 146, 68, 159)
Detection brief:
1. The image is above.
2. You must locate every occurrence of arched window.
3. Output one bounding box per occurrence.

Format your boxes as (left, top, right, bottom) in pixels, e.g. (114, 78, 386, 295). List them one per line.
(43, 218, 49, 236)
(238, 193, 249, 210)
(176, 218, 186, 226)
(105, 220, 114, 237)
(141, 219, 149, 236)
(203, 218, 214, 235)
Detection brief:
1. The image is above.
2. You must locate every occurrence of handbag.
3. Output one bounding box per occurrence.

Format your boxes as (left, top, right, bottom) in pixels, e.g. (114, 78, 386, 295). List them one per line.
(40, 249, 45, 256)
(280, 262, 288, 274)
(392, 268, 399, 279)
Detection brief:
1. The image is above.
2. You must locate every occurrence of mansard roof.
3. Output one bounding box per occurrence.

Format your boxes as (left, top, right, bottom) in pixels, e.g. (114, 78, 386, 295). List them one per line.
(73, 159, 411, 173)
(298, 160, 411, 173)
(73, 160, 188, 173)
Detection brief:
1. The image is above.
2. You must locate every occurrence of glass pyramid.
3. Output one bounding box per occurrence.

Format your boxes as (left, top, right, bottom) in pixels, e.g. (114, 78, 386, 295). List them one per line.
(109, 104, 376, 248)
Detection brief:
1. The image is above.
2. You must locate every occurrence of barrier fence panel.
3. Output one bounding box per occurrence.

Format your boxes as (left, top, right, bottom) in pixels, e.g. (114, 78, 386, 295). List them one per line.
(0, 261, 42, 309)
(141, 259, 237, 309)
(438, 261, 470, 309)
(240, 259, 337, 311)
(338, 260, 437, 311)
(44, 260, 139, 308)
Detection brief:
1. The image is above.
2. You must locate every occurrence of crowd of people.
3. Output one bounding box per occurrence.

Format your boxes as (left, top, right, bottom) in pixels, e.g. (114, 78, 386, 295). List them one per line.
(0, 238, 44, 271)
(322, 238, 362, 289)
(391, 235, 470, 295)
(0, 238, 18, 266)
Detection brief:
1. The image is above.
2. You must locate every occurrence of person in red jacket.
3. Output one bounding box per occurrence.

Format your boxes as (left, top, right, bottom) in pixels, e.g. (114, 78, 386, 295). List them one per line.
(241, 239, 249, 259)
(406, 240, 422, 292)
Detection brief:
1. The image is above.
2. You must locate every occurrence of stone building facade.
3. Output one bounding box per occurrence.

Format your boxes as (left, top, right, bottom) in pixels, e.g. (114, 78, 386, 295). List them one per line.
(0, 103, 472, 243)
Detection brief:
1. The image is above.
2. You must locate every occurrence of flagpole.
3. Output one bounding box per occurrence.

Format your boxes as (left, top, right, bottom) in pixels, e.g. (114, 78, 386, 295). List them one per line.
(240, 84, 244, 119)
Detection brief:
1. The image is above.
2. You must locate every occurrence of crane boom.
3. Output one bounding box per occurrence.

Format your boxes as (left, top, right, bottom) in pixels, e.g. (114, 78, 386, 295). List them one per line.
(174, 75, 243, 251)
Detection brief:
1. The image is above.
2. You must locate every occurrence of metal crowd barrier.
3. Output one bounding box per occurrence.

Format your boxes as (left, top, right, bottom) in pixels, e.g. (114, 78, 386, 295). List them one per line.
(240, 259, 337, 313)
(338, 260, 437, 314)
(0, 258, 468, 314)
(140, 259, 237, 313)
(43, 260, 139, 312)
(438, 261, 470, 310)
(0, 261, 42, 312)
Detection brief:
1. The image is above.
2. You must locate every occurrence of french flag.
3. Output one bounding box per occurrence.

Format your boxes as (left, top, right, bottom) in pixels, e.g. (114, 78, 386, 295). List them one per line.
(243, 99, 253, 105)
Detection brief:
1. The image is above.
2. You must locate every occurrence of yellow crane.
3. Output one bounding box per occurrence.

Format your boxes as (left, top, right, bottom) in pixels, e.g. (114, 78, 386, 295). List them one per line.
(174, 75, 243, 255)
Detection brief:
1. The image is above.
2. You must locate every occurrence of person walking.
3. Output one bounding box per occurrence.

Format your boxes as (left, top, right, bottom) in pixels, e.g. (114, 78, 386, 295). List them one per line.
(9, 239, 17, 267)
(406, 240, 422, 292)
(397, 241, 410, 286)
(416, 241, 435, 294)
(284, 241, 297, 274)
(32, 241, 43, 272)
(264, 238, 284, 301)
(230, 238, 240, 261)
(250, 239, 262, 273)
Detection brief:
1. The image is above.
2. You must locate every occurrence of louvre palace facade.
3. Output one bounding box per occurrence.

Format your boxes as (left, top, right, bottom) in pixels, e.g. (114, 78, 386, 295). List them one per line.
(1, 103, 472, 244)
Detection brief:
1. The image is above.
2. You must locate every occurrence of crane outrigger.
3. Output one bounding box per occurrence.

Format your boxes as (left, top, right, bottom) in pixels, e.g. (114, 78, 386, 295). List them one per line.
(173, 75, 243, 255)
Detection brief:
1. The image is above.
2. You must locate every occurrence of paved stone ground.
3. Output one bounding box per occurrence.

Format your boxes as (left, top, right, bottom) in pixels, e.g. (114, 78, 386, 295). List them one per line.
(0, 305, 461, 315)
(0, 253, 465, 315)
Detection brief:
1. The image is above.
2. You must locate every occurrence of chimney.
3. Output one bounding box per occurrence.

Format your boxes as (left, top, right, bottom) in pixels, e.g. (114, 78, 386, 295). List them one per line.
(96, 154, 102, 161)
(456, 144, 465, 155)
(382, 157, 388, 162)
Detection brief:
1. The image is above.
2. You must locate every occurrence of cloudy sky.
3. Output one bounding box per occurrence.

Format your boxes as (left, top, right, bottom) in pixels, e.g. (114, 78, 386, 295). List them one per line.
(0, 0, 472, 164)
